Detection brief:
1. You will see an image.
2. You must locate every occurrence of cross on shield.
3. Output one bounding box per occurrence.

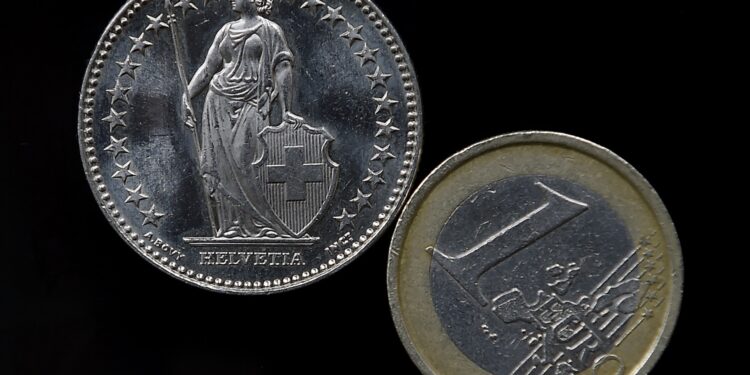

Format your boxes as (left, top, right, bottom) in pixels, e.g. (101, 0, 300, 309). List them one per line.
(267, 146, 326, 202)
(255, 122, 339, 238)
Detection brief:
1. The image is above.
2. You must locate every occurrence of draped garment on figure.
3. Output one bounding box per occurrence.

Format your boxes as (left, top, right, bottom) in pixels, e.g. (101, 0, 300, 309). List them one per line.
(200, 18, 294, 238)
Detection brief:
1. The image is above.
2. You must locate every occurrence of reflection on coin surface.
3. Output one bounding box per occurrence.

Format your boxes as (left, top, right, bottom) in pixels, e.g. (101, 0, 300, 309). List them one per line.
(388, 132, 681, 374)
(78, 0, 421, 294)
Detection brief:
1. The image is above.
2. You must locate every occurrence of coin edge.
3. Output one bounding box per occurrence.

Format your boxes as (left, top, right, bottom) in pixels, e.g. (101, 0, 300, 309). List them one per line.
(387, 131, 683, 374)
(77, 0, 424, 295)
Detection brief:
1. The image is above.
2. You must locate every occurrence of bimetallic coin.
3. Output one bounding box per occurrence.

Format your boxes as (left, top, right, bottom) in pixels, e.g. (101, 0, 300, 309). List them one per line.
(388, 132, 682, 374)
(78, 0, 421, 293)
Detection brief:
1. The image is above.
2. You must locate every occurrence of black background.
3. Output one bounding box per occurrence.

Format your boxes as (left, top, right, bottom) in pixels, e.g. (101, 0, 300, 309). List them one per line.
(4, 0, 708, 374)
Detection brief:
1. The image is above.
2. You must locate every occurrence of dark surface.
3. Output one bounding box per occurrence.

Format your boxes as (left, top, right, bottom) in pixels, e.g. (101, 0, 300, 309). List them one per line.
(4, 0, 706, 373)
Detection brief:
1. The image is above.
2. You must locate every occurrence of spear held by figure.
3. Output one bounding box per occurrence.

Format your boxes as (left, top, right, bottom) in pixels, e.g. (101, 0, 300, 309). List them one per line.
(165, 0, 220, 235)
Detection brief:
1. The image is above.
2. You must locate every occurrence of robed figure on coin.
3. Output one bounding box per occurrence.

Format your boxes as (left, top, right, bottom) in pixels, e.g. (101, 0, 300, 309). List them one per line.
(81, 0, 419, 292)
(183, 0, 316, 240)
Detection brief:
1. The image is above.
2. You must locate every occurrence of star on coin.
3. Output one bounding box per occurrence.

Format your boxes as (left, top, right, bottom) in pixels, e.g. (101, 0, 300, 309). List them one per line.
(373, 91, 399, 114)
(302, 0, 327, 16)
(145, 14, 169, 34)
(116, 56, 142, 79)
(643, 291, 659, 301)
(375, 118, 399, 138)
(174, 0, 199, 16)
(350, 189, 373, 212)
(141, 204, 166, 227)
(367, 66, 392, 89)
(112, 161, 137, 184)
(643, 261, 656, 272)
(364, 169, 385, 189)
(125, 184, 149, 207)
(643, 275, 661, 286)
(355, 43, 379, 66)
(129, 33, 154, 54)
(102, 109, 128, 132)
(104, 136, 130, 158)
(106, 81, 132, 105)
(320, 6, 345, 26)
(340, 24, 364, 46)
(642, 308, 655, 319)
(639, 237, 652, 248)
(372, 145, 396, 164)
(334, 208, 357, 230)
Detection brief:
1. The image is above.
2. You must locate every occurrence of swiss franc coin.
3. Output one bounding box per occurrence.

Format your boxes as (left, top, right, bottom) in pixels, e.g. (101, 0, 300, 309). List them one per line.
(388, 132, 682, 374)
(78, 0, 421, 293)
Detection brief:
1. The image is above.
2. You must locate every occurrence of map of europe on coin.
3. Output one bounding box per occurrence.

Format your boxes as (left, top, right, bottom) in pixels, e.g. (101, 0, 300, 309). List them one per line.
(78, 0, 421, 293)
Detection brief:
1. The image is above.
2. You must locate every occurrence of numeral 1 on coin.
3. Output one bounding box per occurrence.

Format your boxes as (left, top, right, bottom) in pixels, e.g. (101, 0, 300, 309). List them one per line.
(428, 182, 589, 304)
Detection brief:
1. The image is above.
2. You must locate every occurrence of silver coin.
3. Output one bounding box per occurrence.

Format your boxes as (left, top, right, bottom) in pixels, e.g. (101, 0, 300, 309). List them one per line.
(389, 132, 682, 374)
(78, 0, 421, 294)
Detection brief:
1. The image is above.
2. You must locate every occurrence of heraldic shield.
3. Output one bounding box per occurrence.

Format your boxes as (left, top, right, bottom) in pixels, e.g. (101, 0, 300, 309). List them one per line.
(254, 122, 340, 239)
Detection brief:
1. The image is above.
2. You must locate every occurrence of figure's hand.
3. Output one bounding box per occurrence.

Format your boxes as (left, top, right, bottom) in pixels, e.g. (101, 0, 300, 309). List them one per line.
(182, 94, 196, 128)
(284, 112, 305, 129)
(257, 93, 271, 119)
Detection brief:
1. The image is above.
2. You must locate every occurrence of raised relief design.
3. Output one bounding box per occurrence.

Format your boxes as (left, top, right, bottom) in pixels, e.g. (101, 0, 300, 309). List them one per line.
(171, 0, 339, 245)
(98, 4, 177, 234)
(106, 81, 132, 105)
(99, 10, 166, 230)
(350, 189, 372, 212)
(140, 204, 166, 227)
(145, 14, 170, 34)
(104, 137, 130, 158)
(430, 180, 667, 374)
(334, 208, 357, 230)
(429, 182, 590, 304)
(116, 56, 142, 78)
(592, 354, 625, 375)
(129, 33, 154, 55)
(371, 144, 396, 164)
(373, 91, 399, 114)
(320, 5, 345, 25)
(613, 237, 666, 347)
(355, 43, 379, 66)
(300, 0, 326, 15)
(112, 161, 137, 184)
(305, 0, 401, 226)
(173, 0, 199, 15)
(340, 23, 364, 46)
(83, 0, 420, 290)
(497, 248, 641, 375)
(102, 109, 128, 132)
(256, 124, 339, 237)
(368, 66, 392, 90)
(125, 185, 149, 207)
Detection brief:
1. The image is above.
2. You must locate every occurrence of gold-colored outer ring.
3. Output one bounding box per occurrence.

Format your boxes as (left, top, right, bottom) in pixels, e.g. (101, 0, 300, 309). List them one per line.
(388, 132, 683, 375)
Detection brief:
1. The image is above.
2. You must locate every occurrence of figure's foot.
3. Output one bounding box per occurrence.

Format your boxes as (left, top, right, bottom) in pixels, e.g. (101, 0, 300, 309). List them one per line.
(221, 225, 245, 238)
(221, 230, 239, 238)
(258, 228, 279, 238)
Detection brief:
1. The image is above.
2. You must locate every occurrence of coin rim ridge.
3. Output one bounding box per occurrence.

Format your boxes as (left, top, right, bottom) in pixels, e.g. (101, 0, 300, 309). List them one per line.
(78, 0, 423, 295)
(387, 131, 683, 374)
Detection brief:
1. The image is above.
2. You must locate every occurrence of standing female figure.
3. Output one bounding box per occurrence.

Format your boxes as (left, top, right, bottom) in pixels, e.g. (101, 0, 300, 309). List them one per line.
(184, 0, 301, 238)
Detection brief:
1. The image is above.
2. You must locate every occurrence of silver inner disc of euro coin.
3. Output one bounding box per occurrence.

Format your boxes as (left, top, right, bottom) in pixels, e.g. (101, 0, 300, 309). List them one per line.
(430, 175, 658, 375)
